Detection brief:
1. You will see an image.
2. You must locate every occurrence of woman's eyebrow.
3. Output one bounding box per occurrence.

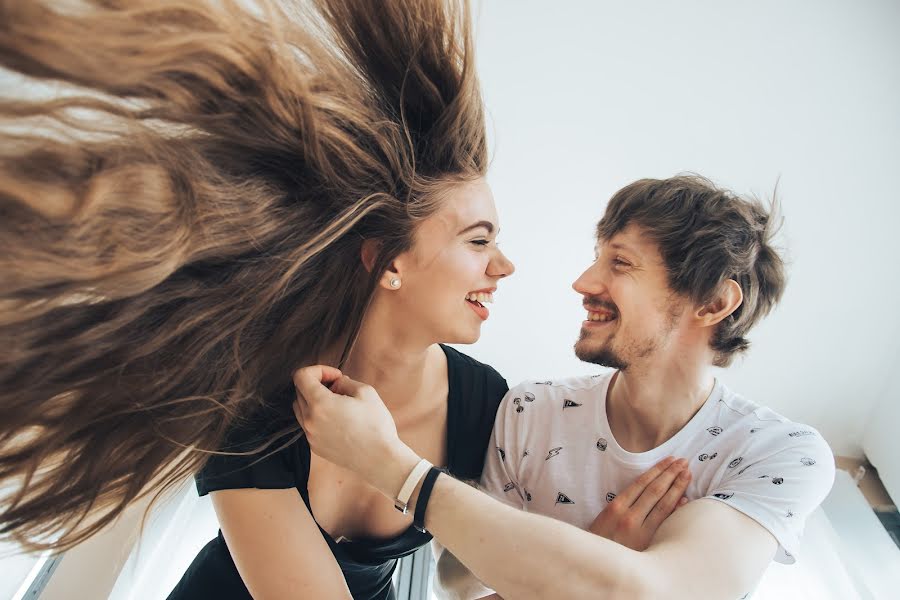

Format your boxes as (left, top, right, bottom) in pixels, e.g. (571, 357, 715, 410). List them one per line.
(457, 220, 495, 235)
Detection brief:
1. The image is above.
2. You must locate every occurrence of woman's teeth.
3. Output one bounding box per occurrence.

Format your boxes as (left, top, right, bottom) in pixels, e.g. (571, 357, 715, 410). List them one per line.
(466, 292, 494, 304)
(588, 311, 616, 322)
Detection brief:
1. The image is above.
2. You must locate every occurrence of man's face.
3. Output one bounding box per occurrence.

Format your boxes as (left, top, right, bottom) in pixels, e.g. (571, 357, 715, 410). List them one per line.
(571, 224, 687, 370)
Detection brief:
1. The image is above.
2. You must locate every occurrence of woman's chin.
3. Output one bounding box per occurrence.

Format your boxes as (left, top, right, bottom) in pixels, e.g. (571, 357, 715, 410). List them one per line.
(442, 327, 481, 346)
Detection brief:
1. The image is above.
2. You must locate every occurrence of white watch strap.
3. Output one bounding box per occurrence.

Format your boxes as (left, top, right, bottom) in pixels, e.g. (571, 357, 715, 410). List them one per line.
(395, 458, 432, 514)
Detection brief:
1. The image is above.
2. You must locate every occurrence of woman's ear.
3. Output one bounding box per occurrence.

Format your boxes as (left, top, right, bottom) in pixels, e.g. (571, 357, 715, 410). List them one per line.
(381, 255, 406, 290)
(360, 239, 379, 273)
(363, 239, 404, 290)
(696, 279, 743, 327)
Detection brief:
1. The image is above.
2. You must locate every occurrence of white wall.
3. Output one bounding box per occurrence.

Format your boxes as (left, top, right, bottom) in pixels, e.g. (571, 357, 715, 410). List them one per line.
(863, 344, 900, 500)
(463, 0, 900, 458)
(37, 495, 152, 600)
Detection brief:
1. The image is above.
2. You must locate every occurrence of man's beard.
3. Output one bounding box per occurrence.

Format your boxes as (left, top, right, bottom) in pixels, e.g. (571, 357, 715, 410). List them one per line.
(574, 329, 633, 371)
(574, 310, 679, 371)
(576, 344, 629, 370)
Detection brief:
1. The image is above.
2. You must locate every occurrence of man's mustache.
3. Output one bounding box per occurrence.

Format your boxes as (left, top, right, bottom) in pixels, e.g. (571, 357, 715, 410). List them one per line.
(582, 297, 619, 314)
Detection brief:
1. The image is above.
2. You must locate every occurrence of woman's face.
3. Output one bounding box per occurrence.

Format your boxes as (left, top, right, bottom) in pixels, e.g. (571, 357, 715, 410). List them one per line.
(387, 178, 515, 345)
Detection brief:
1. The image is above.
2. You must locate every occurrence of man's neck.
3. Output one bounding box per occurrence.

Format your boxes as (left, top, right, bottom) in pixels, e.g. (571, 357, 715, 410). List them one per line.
(606, 358, 716, 453)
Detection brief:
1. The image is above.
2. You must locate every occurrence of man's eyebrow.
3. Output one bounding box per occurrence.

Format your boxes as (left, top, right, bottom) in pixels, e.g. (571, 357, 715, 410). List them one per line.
(609, 241, 639, 255)
(596, 241, 641, 259)
(457, 220, 495, 235)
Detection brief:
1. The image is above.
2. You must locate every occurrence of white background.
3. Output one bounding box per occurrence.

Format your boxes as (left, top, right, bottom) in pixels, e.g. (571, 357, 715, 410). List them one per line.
(464, 0, 900, 458)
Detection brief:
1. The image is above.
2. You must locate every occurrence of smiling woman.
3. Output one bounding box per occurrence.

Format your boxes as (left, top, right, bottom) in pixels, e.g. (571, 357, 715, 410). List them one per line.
(0, 0, 516, 598)
(381, 180, 512, 345)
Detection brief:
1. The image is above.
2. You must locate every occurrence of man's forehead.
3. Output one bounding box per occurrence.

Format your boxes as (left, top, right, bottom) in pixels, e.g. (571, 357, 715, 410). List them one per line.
(596, 225, 661, 259)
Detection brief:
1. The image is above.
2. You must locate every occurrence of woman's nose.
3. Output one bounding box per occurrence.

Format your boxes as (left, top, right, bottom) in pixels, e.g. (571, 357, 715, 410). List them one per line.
(490, 248, 515, 279)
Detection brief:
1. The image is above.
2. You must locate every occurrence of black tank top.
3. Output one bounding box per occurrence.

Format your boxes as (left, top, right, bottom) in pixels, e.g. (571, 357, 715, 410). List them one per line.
(167, 345, 507, 600)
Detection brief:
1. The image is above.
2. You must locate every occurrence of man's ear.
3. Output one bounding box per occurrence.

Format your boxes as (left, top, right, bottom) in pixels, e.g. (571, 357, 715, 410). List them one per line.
(696, 279, 743, 327)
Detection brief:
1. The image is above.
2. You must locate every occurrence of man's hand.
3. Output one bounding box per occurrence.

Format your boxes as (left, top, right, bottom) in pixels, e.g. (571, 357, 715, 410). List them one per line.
(588, 457, 691, 551)
(292, 366, 414, 492)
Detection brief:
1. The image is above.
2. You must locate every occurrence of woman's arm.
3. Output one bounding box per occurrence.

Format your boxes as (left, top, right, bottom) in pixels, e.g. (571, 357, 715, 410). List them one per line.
(211, 487, 353, 599)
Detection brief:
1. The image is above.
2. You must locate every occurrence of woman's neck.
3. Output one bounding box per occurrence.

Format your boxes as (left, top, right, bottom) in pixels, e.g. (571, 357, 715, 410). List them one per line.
(329, 323, 445, 417)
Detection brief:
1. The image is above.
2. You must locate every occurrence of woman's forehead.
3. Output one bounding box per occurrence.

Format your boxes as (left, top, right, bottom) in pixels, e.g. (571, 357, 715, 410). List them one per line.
(428, 179, 498, 235)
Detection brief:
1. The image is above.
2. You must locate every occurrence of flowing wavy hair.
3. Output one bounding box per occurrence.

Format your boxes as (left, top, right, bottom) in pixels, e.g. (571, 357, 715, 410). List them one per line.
(0, 0, 487, 551)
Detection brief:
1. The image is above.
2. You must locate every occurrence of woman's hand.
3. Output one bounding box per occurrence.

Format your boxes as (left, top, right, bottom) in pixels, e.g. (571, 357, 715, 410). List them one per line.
(588, 457, 691, 551)
(292, 365, 414, 491)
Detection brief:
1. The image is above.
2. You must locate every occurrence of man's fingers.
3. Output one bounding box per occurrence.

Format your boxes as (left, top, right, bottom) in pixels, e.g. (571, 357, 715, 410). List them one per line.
(630, 459, 688, 518)
(292, 365, 343, 430)
(644, 467, 692, 530)
(292, 386, 308, 426)
(329, 374, 369, 398)
(614, 456, 676, 507)
(292, 365, 343, 398)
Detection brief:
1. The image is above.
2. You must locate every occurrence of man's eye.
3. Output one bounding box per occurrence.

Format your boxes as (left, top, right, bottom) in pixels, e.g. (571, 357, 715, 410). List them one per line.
(471, 239, 490, 246)
(612, 258, 630, 268)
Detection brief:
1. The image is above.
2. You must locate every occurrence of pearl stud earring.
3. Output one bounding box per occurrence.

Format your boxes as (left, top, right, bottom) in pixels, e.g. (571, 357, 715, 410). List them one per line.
(389, 278, 401, 289)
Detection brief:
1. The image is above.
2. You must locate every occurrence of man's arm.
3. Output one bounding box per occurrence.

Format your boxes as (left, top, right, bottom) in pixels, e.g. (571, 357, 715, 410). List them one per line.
(439, 449, 694, 599)
(292, 367, 778, 600)
(406, 447, 775, 600)
(641, 499, 776, 597)
(433, 388, 523, 600)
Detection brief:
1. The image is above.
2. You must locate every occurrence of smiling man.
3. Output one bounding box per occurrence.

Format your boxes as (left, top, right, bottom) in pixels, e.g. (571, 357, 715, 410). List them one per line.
(294, 175, 836, 600)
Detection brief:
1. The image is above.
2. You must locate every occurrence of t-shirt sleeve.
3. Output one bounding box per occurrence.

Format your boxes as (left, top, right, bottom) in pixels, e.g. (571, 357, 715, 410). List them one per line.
(195, 415, 300, 496)
(479, 387, 527, 509)
(704, 425, 836, 564)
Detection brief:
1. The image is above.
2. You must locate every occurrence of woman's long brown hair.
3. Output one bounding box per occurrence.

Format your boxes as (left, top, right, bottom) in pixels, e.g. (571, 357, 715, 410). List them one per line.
(0, 0, 487, 551)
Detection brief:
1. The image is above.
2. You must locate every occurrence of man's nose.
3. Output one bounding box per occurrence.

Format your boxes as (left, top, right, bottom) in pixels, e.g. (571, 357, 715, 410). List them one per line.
(572, 262, 606, 296)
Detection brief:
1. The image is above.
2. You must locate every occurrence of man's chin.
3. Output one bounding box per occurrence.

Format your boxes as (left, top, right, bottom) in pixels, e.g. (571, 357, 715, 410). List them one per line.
(574, 341, 627, 370)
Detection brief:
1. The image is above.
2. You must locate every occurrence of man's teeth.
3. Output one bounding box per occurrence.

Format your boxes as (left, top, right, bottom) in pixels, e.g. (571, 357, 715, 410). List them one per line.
(466, 292, 494, 304)
(588, 311, 616, 322)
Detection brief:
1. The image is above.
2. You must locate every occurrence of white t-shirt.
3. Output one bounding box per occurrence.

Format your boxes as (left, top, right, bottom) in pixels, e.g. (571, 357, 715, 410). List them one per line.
(480, 371, 835, 567)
